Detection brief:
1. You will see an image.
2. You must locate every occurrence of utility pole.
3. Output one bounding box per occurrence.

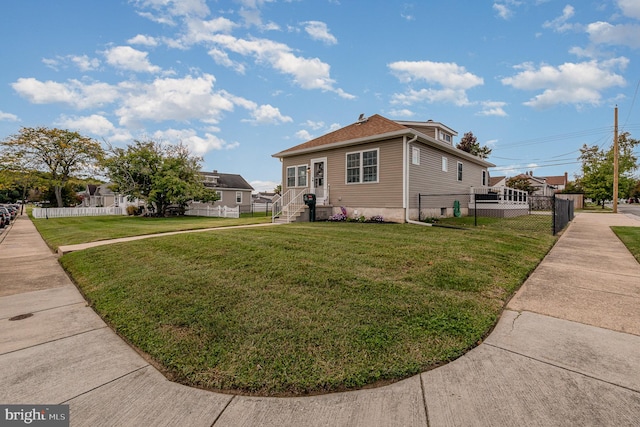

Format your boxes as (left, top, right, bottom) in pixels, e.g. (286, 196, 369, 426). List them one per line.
(613, 106, 619, 213)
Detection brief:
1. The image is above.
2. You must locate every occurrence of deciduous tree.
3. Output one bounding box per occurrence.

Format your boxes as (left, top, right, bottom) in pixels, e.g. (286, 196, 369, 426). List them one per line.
(0, 127, 104, 207)
(103, 140, 217, 216)
(456, 131, 492, 159)
(578, 132, 638, 207)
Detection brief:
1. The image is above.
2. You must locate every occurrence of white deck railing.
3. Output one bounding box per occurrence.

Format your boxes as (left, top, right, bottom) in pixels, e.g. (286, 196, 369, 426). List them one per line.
(470, 186, 529, 208)
(32, 206, 126, 218)
(272, 188, 308, 223)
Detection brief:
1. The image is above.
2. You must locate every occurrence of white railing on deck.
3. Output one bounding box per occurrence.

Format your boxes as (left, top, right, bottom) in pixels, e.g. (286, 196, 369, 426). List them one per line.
(272, 188, 308, 223)
(185, 204, 239, 218)
(32, 206, 126, 218)
(470, 186, 528, 207)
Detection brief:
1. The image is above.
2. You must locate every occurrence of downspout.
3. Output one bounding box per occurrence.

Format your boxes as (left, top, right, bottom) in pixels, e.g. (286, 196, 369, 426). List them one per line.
(404, 134, 431, 226)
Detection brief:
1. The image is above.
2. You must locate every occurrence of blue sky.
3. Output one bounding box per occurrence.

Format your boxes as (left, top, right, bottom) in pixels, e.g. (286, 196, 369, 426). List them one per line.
(1, 0, 639, 192)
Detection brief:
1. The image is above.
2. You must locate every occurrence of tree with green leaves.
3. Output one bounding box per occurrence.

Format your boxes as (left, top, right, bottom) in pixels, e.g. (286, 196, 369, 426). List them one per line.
(103, 140, 217, 216)
(0, 127, 104, 207)
(578, 132, 638, 207)
(456, 131, 492, 159)
(506, 175, 536, 194)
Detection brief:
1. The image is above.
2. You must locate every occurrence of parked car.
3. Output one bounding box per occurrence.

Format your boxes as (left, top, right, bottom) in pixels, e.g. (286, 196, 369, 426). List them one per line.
(0, 207, 10, 228)
(1, 205, 17, 220)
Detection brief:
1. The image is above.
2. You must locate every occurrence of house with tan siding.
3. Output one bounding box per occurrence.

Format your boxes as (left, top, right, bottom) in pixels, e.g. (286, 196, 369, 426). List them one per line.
(272, 114, 495, 223)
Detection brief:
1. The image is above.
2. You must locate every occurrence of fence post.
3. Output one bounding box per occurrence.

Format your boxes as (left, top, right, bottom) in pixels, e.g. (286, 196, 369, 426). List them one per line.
(552, 194, 557, 235)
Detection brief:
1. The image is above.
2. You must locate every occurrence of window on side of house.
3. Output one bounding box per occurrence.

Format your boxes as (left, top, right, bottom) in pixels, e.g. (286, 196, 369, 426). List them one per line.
(236, 192, 242, 203)
(346, 149, 378, 184)
(457, 162, 463, 181)
(442, 156, 448, 172)
(216, 191, 222, 201)
(412, 147, 420, 165)
(482, 170, 487, 186)
(286, 166, 296, 187)
(287, 164, 309, 187)
(297, 165, 307, 187)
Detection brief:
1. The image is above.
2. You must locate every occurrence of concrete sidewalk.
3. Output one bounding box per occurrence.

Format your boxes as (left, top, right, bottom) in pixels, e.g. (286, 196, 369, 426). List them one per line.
(1, 213, 640, 426)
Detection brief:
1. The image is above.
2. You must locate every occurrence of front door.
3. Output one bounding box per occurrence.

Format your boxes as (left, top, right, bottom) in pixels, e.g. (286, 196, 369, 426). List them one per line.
(311, 159, 326, 203)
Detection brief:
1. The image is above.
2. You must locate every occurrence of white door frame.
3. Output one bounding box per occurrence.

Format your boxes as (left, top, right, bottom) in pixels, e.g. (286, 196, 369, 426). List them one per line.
(310, 157, 327, 204)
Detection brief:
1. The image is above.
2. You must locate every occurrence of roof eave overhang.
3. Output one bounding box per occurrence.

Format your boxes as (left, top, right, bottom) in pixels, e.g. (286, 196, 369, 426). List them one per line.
(273, 129, 495, 168)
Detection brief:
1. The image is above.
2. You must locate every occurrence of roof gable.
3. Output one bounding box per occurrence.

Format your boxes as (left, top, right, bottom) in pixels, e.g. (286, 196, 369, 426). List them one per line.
(274, 114, 407, 156)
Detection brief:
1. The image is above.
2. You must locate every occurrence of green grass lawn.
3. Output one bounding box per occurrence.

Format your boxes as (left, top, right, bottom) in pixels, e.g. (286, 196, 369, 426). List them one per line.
(57, 219, 556, 396)
(32, 214, 271, 250)
(612, 226, 640, 262)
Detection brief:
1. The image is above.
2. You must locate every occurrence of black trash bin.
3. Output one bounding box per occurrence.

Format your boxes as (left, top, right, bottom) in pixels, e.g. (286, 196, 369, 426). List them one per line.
(303, 193, 316, 222)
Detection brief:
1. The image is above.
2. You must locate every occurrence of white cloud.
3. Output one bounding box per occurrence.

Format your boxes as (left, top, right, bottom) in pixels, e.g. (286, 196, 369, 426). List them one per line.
(56, 114, 115, 135)
(245, 104, 293, 124)
(104, 46, 161, 73)
(151, 127, 237, 155)
(389, 61, 484, 89)
(477, 101, 508, 117)
(543, 5, 576, 32)
(70, 55, 101, 72)
(208, 48, 246, 73)
(389, 60, 484, 107)
(210, 34, 353, 98)
(132, 0, 210, 20)
(303, 21, 337, 45)
(250, 180, 279, 193)
(55, 114, 134, 143)
(501, 58, 628, 109)
(115, 74, 235, 127)
(11, 78, 120, 109)
(181, 16, 238, 46)
(586, 21, 640, 49)
(295, 129, 313, 140)
(387, 109, 415, 118)
(0, 111, 19, 122)
(128, 34, 159, 47)
(618, 0, 640, 20)
(303, 120, 324, 130)
(493, 3, 513, 20)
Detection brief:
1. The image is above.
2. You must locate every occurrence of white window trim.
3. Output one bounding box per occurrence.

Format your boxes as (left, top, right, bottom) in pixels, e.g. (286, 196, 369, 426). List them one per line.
(482, 170, 487, 186)
(345, 148, 379, 184)
(236, 191, 242, 203)
(412, 147, 420, 165)
(457, 161, 463, 181)
(442, 156, 448, 172)
(286, 164, 309, 188)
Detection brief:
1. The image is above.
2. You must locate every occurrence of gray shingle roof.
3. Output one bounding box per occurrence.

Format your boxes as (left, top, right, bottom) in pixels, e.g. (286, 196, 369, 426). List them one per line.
(200, 171, 254, 191)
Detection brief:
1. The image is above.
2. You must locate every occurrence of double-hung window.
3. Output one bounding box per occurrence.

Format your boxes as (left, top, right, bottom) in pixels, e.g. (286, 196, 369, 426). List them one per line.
(346, 149, 378, 184)
(236, 192, 242, 203)
(457, 162, 463, 181)
(286, 165, 308, 187)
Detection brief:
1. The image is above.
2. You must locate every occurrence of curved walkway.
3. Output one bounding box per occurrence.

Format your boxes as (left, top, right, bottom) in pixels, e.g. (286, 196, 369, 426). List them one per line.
(1, 213, 640, 426)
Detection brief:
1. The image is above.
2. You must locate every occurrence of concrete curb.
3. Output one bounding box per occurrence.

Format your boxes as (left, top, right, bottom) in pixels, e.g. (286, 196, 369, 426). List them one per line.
(2, 212, 640, 426)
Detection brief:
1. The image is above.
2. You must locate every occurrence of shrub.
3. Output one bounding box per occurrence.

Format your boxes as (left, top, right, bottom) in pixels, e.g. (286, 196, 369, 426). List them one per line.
(126, 205, 137, 216)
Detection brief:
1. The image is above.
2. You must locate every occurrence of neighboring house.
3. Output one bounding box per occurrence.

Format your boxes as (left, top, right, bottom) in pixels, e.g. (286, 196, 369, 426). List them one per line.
(489, 176, 507, 187)
(510, 171, 568, 196)
(199, 170, 254, 213)
(81, 184, 118, 207)
(272, 114, 495, 222)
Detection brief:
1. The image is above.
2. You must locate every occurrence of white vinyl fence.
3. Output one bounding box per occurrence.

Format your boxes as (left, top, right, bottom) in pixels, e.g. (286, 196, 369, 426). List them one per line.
(32, 206, 126, 218)
(185, 204, 239, 218)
